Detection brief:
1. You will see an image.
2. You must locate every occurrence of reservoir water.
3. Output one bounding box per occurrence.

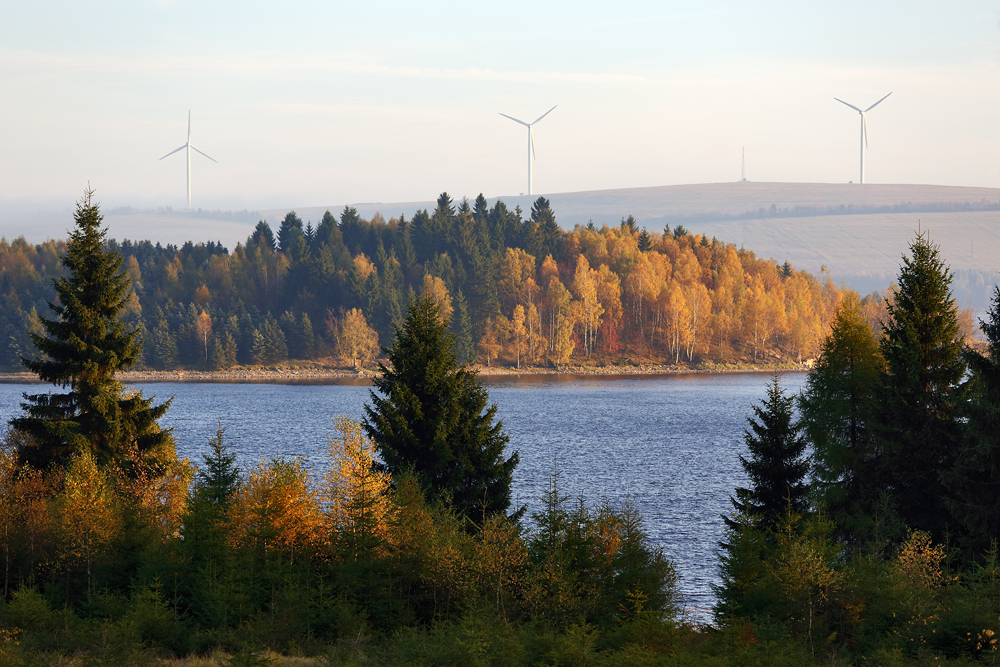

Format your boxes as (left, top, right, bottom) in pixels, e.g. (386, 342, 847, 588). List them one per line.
(0, 371, 807, 618)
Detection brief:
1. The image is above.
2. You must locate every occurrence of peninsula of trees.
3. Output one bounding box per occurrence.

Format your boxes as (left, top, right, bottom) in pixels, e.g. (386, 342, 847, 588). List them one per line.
(5, 192, 973, 373)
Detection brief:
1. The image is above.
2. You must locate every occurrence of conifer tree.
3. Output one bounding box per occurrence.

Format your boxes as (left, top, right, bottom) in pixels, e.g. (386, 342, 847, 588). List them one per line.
(11, 190, 174, 472)
(451, 289, 475, 365)
(276, 211, 303, 253)
(945, 283, 1000, 551)
(799, 292, 883, 540)
(363, 294, 518, 522)
(727, 373, 808, 531)
(248, 220, 276, 251)
(875, 231, 966, 539)
(637, 228, 652, 252)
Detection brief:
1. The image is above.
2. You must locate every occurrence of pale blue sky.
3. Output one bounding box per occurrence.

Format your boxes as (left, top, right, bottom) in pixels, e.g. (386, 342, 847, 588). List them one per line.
(2, 1, 999, 213)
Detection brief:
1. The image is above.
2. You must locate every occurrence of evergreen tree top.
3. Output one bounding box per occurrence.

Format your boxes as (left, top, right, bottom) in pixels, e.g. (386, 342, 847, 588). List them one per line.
(882, 230, 966, 393)
(728, 373, 808, 530)
(11, 188, 175, 471)
(363, 293, 517, 522)
(28, 190, 137, 387)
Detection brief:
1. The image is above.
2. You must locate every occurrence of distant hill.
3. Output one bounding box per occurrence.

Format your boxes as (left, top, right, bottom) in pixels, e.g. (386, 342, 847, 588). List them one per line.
(273, 182, 1000, 309)
(4, 182, 998, 309)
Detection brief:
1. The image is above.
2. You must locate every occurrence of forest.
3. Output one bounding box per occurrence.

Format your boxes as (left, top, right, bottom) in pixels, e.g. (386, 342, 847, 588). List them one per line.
(3, 191, 1000, 666)
(5, 192, 977, 373)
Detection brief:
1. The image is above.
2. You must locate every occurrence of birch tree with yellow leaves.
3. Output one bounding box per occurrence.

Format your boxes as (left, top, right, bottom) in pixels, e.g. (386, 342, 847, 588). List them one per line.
(572, 255, 604, 358)
(53, 451, 118, 594)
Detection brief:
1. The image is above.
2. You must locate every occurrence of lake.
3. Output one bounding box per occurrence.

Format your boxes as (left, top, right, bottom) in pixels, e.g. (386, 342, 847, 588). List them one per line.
(0, 371, 807, 618)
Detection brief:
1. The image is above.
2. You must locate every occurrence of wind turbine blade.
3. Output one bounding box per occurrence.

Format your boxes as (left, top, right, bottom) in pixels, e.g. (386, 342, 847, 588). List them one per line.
(865, 92, 892, 112)
(834, 97, 863, 113)
(531, 132, 536, 160)
(191, 145, 218, 163)
(532, 105, 557, 125)
(499, 112, 530, 127)
(863, 115, 868, 148)
(159, 145, 186, 160)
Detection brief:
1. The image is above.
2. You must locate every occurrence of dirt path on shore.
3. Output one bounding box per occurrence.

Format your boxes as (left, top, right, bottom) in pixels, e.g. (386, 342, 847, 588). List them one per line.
(0, 362, 811, 384)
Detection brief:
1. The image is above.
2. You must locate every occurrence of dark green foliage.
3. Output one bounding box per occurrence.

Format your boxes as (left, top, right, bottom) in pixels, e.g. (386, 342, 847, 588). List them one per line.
(339, 206, 365, 255)
(276, 211, 303, 252)
(532, 197, 561, 261)
(713, 495, 772, 621)
(637, 228, 652, 252)
(11, 190, 174, 471)
(728, 373, 808, 531)
(195, 424, 241, 506)
(874, 231, 967, 539)
(527, 468, 680, 628)
(799, 293, 883, 542)
(946, 283, 1000, 551)
(780, 260, 792, 278)
(248, 220, 276, 251)
(314, 209, 345, 252)
(451, 288, 475, 365)
(363, 294, 518, 521)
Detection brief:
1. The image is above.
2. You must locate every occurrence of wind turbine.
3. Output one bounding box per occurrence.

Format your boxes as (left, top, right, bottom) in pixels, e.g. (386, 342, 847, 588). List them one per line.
(159, 111, 217, 209)
(834, 92, 891, 184)
(499, 105, 557, 196)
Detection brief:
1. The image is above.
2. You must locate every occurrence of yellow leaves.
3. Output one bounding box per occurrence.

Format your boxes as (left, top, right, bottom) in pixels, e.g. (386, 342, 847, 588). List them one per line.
(498, 247, 538, 312)
(572, 255, 604, 358)
(421, 274, 453, 324)
(895, 530, 953, 591)
(111, 449, 193, 542)
(509, 305, 528, 368)
(227, 457, 325, 560)
(324, 417, 393, 558)
(335, 308, 379, 370)
(474, 514, 528, 607)
(546, 276, 576, 364)
(51, 451, 118, 589)
(352, 253, 376, 283)
(969, 626, 1000, 652)
(477, 316, 504, 366)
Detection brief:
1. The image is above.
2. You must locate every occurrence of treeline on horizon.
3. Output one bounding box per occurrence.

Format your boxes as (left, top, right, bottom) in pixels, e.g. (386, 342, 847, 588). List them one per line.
(5, 191, 973, 373)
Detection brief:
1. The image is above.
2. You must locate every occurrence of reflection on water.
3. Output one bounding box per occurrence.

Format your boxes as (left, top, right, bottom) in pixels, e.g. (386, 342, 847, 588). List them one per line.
(0, 371, 806, 617)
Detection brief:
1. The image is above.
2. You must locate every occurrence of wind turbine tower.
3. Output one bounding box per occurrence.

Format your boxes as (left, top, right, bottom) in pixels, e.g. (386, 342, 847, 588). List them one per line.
(741, 147, 746, 182)
(160, 111, 218, 209)
(834, 92, 891, 184)
(499, 106, 557, 196)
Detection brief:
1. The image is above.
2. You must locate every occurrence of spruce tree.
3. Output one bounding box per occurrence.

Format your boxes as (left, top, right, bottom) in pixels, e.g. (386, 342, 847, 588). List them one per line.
(363, 293, 518, 522)
(276, 211, 303, 252)
(637, 228, 652, 252)
(799, 292, 883, 541)
(11, 189, 174, 471)
(875, 231, 966, 539)
(945, 283, 1000, 552)
(451, 289, 475, 365)
(727, 373, 808, 531)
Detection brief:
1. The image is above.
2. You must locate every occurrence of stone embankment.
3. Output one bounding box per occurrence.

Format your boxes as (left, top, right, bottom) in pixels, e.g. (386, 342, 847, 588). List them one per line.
(0, 361, 813, 383)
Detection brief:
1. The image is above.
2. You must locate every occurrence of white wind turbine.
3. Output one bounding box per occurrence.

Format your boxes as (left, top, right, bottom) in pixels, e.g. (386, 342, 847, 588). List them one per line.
(159, 111, 217, 209)
(499, 105, 557, 196)
(834, 92, 891, 184)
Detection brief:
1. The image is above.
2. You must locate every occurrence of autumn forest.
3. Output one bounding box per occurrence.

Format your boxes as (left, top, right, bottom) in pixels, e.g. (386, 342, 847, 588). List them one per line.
(2, 192, 968, 373)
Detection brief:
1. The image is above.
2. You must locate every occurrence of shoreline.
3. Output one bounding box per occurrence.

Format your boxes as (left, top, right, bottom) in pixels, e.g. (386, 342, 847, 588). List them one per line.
(0, 361, 813, 384)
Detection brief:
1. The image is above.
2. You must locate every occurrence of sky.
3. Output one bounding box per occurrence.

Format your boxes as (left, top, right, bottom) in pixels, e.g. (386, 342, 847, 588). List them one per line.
(1, 1, 999, 216)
